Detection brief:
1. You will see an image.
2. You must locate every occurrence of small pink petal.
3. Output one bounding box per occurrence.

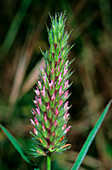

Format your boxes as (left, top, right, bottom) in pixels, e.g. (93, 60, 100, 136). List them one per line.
(59, 85, 63, 96)
(64, 80, 69, 89)
(33, 100, 37, 104)
(49, 79, 54, 90)
(51, 92, 55, 101)
(64, 68, 68, 76)
(59, 99, 63, 106)
(64, 126, 71, 133)
(43, 76, 46, 83)
(34, 96, 38, 105)
(30, 119, 34, 125)
(58, 67, 60, 72)
(38, 97, 42, 105)
(41, 85, 45, 97)
(42, 123, 45, 131)
(46, 102, 50, 110)
(64, 90, 69, 98)
(64, 111, 69, 120)
(59, 73, 62, 84)
(52, 132, 55, 137)
(34, 117, 38, 126)
(36, 107, 40, 115)
(64, 101, 69, 110)
(62, 59, 64, 65)
(33, 96, 38, 104)
(51, 67, 54, 74)
(38, 81, 42, 89)
(33, 127, 38, 135)
(32, 108, 36, 116)
(35, 86, 40, 95)
(44, 113, 47, 122)
(54, 120, 58, 126)
(41, 66, 44, 73)
(65, 60, 69, 67)
(62, 123, 67, 130)
(55, 107, 59, 116)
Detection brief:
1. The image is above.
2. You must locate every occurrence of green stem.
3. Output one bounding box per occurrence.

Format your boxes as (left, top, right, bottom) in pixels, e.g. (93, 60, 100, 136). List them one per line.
(47, 155, 51, 170)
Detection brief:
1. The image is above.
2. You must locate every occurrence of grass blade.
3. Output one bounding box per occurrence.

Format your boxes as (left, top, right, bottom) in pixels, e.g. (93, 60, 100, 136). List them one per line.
(72, 100, 112, 170)
(0, 0, 32, 57)
(0, 124, 37, 167)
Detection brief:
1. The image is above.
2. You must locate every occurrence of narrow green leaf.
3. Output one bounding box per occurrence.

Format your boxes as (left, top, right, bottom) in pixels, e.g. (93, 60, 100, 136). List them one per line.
(0, 124, 37, 167)
(0, 0, 32, 56)
(72, 100, 112, 170)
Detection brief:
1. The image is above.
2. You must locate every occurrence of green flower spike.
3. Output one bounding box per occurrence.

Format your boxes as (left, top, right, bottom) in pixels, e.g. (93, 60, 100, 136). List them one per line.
(30, 12, 73, 158)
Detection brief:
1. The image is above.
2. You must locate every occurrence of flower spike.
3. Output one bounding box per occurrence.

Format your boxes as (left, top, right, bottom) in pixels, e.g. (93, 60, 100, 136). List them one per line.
(30, 12, 73, 157)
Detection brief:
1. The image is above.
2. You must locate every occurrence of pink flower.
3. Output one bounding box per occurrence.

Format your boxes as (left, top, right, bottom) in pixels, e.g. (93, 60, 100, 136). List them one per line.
(64, 90, 69, 98)
(38, 97, 42, 105)
(49, 79, 54, 90)
(64, 111, 69, 120)
(36, 107, 40, 115)
(46, 102, 50, 110)
(59, 73, 62, 84)
(62, 59, 64, 65)
(52, 132, 55, 136)
(51, 92, 55, 101)
(55, 107, 59, 116)
(51, 67, 54, 74)
(44, 113, 47, 122)
(58, 67, 60, 72)
(41, 85, 45, 97)
(43, 73, 47, 83)
(32, 108, 36, 116)
(43, 77, 46, 83)
(62, 123, 67, 130)
(30, 119, 35, 125)
(59, 99, 63, 106)
(64, 80, 69, 89)
(64, 68, 68, 76)
(33, 100, 37, 105)
(54, 120, 58, 126)
(33, 127, 38, 135)
(64, 101, 69, 110)
(65, 60, 69, 67)
(34, 117, 38, 126)
(59, 85, 63, 96)
(42, 123, 45, 131)
(41, 66, 44, 73)
(35, 86, 40, 95)
(64, 126, 71, 133)
(34, 96, 39, 107)
(38, 81, 42, 89)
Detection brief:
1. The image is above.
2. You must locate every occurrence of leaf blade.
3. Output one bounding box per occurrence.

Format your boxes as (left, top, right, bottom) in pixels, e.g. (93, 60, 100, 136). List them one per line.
(72, 100, 112, 170)
(0, 124, 36, 166)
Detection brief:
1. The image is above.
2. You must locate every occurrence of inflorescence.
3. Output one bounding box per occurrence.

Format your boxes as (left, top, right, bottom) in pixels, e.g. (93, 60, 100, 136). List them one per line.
(30, 12, 73, 157)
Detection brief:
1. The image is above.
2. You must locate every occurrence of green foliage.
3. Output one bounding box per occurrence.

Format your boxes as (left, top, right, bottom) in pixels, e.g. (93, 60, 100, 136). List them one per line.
(0, 0, 32, 57)
(0, 124, 37, 167)
(72, 100, 112, 170)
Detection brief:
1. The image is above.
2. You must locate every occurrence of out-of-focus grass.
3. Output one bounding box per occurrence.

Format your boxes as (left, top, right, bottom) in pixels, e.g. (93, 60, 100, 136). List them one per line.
(0, 0, 112, 169)
(0, 0, 32, 63)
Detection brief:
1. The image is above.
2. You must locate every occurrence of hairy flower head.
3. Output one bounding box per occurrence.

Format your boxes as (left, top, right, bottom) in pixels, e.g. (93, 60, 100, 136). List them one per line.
(30, 12, 73, 157)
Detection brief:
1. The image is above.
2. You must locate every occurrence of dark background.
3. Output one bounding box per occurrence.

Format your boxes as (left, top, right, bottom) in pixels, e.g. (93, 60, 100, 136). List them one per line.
(0, 0, 112, 169)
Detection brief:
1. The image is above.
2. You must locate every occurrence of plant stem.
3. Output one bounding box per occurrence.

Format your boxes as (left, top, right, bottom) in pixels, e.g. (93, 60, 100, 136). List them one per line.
(47, 155, 51, 170)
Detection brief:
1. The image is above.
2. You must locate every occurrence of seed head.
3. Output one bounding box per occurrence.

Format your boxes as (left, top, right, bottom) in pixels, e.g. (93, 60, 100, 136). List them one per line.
(30, 12, 73, 157)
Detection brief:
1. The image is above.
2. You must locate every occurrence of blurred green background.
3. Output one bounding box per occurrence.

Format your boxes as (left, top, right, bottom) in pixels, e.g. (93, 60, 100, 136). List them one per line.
(0, 0, 112, 169)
